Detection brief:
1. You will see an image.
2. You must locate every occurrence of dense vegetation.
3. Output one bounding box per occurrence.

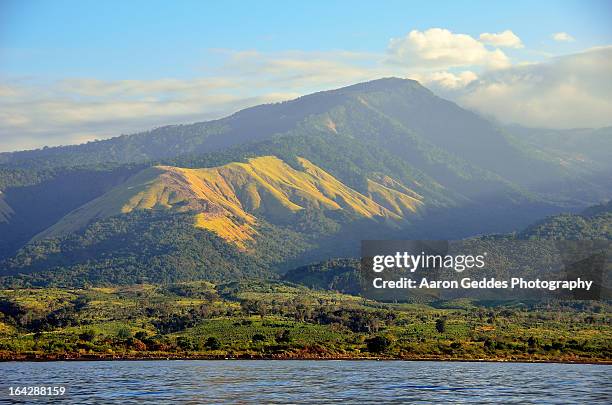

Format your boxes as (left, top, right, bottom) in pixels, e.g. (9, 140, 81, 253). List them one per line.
(0, 164, 142, 259)
(283, 258, 360, 294)
(519, 202, 612, 240)
(0, 282, 609, 362)
(0, 211, 314, 287)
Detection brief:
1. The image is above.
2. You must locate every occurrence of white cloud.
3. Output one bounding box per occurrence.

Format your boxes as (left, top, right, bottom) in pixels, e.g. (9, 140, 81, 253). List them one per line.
(218, 49, 393, 89)
(458, 47, 612, 128)
(552, 32, 575, 42)
(56, 77, 239, 97)
(479, 30, 524, 48)
(410, 70, 478, 90)
(0, 78, 297, 152)
(0, 50, 394, 152)
(387, 28, 511, 70)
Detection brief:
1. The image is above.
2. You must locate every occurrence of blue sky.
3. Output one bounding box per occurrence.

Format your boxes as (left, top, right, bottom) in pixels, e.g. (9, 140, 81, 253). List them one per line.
(1, 0, 611, 151)
(2, 0, 610, 79)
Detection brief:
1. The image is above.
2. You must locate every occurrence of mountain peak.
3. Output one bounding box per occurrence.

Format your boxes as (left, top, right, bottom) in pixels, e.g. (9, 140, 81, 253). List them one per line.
(339, 77, 424, 91)
(312, 77, 430, 98)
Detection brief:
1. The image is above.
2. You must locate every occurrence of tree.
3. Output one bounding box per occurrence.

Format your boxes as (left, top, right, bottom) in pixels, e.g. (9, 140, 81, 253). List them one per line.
(177, 336, 198, 351)
(241, 299, 266, 317)
(366, 336, 391, 353)
(527, 336, 537, 348)
(204, 337, 221, 350)
(131, 339, 147, 351)
(276, 329, 292, 343)
(252, 333, 266, 343)
(117, 327, 132, 340)
(435, 318, 446, 334)
(79, 329, 97, 342)
(255, 301, 268, 319)
(293, 303, 310, 322)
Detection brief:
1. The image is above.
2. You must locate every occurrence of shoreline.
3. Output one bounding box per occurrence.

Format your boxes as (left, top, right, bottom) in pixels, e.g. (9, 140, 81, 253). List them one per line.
(2, 353, 610, 365)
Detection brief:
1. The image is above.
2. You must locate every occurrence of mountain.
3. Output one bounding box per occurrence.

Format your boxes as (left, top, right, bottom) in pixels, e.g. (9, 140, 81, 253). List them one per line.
(0, 153, 427, 287)
(1, 78, 605, 195)
(503, 124, 612, 173)
(284, 200, 612, 294)
(3, 79, 431, 168)
(519, 200, 612, 240)
(0, 78, 610, 286)
(581, 200, 612, 217)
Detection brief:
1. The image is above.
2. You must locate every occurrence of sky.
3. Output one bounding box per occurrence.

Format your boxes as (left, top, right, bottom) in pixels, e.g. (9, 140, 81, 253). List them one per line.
(1, 0, 611, 152)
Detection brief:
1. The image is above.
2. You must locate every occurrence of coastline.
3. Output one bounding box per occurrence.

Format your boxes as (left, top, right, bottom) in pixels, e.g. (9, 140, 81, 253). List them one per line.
(2, 352, 610, 365)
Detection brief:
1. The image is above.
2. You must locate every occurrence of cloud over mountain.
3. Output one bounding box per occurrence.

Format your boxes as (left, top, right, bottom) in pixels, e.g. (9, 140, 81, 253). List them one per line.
(459, 46, 612, 128)
(387, 28, 511, 70)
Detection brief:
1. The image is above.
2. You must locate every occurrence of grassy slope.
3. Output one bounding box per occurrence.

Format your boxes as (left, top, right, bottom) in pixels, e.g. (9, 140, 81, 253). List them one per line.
(35, 156, 423, 249)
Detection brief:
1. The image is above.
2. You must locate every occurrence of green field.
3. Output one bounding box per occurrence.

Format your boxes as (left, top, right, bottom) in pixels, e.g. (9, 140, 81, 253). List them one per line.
(1, 281, 609, 362)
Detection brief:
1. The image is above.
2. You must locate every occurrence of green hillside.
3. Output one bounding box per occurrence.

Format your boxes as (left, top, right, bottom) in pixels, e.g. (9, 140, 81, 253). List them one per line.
(285, 201, 612, 293)
(0, 211, 303, 287)
(519, 201, 612, 240)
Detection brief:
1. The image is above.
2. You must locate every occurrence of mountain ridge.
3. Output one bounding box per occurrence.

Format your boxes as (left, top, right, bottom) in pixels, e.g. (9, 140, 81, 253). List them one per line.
(1, 77, 608, 204)
(34, 156, 423, 248)
(0, 78, 426, 165)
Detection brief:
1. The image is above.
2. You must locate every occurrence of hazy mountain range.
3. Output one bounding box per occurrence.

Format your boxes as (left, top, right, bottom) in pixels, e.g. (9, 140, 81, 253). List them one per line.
(0, 78, 610, 287)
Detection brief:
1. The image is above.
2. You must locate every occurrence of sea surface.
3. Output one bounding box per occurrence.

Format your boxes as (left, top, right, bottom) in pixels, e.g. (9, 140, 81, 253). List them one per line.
(0, 360, 610, 404)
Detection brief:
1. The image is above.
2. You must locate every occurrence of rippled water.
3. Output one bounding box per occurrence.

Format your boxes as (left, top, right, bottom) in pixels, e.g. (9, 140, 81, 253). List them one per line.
(0, 360, 610, 404)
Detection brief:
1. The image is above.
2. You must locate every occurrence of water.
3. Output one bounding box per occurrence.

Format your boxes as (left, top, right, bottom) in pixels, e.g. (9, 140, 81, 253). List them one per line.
(0, 360, 610, 404)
